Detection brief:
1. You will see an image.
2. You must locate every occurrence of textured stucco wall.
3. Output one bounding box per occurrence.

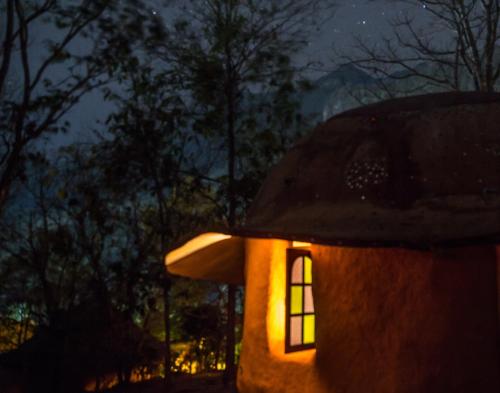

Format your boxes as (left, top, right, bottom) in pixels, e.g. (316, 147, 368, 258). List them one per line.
(311, 245, 500, 393)
(497, 246, 500, 331)
(238, 241, 500, 393)
(237, 238, 324, 393)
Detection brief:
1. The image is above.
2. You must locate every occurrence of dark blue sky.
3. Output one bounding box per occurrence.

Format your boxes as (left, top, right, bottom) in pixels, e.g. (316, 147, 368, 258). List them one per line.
(38, 0, 429, 150)
(303, 1, 428, 69)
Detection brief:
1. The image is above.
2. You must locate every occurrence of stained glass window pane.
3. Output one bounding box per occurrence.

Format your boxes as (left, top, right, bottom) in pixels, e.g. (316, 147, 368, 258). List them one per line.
(291, 257, 303, 283)
(290, 316, 303, 346)
(303, 315, 315, 344)
(287, 250, 315, 352)
(304, 285, 314, 313)
(304, 256, 312, 284)
(291, 286, 303, 315)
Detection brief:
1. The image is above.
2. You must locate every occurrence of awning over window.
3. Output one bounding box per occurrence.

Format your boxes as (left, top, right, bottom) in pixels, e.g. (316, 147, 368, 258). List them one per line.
(165, 233, 245, 285)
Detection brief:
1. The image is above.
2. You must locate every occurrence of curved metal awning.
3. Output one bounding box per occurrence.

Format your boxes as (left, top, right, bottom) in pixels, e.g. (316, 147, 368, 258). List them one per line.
(165, 232, 245, 285)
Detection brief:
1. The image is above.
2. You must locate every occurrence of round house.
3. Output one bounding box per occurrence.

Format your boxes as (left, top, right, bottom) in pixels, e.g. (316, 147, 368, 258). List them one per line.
(166, 92, 500, 393)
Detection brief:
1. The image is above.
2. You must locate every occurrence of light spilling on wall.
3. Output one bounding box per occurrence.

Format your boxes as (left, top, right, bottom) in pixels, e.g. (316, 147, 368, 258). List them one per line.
(292, 241, 312, 248)
(266, 240, 315, 363)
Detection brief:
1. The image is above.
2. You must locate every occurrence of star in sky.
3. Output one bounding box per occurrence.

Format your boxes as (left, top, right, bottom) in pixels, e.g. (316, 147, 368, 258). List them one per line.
(300, 0, 432, 74)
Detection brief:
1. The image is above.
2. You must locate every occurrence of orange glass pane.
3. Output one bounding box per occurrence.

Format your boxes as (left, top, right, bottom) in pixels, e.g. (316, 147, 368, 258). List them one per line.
(290, 316, 303, 346)
(304, 285, 314, 313)
(304, 256, 312, 284)
(291, 257, 303, 283)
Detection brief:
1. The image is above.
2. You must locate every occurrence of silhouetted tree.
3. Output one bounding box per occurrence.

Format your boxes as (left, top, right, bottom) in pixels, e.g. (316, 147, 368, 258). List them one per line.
(0, 0, 161, 215)
(163, 1, 335, 386)
(97, 62, 220, 385)
(342, 0, 500, 93)
(0, 150, 164, 392)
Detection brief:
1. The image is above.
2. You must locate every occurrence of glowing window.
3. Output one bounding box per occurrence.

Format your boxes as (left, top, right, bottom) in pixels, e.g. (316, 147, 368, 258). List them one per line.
(286, 248, 315, 352)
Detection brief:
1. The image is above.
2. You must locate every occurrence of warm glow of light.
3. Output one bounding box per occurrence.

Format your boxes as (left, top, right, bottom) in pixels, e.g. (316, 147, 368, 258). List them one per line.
(84, 368, 158, 392)
(266, 240, 315, 363)
(165, 232, 231, 265)
(172, 340, 226, 374)
(303, 315, 315, 344)
(292, 241, 311, 248)
(266, 240, 286, 355)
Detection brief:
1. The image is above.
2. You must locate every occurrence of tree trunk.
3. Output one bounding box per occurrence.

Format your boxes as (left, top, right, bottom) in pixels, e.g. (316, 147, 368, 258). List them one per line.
(163, 271, 172, 388)
(150, 165, 172, 389)
(94, 374, 100, 393)
(222, 29, 238, 385)
(0, 0, 14, 94)
(224, 284, 236, 385)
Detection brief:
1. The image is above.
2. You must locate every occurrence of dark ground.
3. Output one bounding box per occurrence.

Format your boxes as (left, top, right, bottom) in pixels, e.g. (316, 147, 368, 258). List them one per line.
(105, 374, 233, 393)
(0, 365, 233, 393)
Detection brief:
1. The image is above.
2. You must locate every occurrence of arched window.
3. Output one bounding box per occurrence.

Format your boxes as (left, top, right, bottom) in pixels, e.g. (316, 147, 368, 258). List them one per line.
(285, 248, 315, 353)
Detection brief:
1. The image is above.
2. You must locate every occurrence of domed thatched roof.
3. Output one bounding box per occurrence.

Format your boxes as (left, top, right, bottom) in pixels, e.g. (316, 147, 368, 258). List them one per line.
(236, 92, 500, 248)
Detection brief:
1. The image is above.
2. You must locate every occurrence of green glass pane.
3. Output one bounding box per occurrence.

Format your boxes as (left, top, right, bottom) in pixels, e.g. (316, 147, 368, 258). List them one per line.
(303, 315, 315, 344)
(304, 256, 312, 284)
(291, 286, 303, 315)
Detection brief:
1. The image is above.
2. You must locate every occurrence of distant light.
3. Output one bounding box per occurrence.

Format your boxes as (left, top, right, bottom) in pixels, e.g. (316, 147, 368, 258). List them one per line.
(152, 10, 157, 15)
(293, 241, 312, 248)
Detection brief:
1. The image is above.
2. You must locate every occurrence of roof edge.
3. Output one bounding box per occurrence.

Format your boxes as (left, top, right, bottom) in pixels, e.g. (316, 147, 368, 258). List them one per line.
(166, 232, 233, 266)
(332, 91, 500, 120)
(231, 227, 500, 251)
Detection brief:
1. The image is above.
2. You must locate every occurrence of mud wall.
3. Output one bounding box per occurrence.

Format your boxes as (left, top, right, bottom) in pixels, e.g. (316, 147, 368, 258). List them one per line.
(238, 241, 500, 393)
(498, 246, 500, 335)
(237, 238, 323, 393)
(311, 245, 500, 393)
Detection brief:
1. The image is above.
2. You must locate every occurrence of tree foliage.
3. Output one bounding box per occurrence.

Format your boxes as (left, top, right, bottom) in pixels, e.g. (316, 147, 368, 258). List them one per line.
(165, 0, 333, 219)
(158, 2, 334, 385)
(0, 1, 336, 391)
(0, 150, 165, 392)
(0, 0, 162, 215)
(97, 62, 220, 385)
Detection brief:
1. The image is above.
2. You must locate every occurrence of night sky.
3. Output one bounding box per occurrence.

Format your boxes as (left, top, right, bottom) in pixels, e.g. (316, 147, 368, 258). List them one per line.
(44, 0, 431, 148)
(303, 0, 428, 67)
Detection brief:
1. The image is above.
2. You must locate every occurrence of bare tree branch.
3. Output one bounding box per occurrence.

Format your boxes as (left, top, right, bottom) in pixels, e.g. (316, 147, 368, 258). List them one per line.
(339, 0, 500, 96)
